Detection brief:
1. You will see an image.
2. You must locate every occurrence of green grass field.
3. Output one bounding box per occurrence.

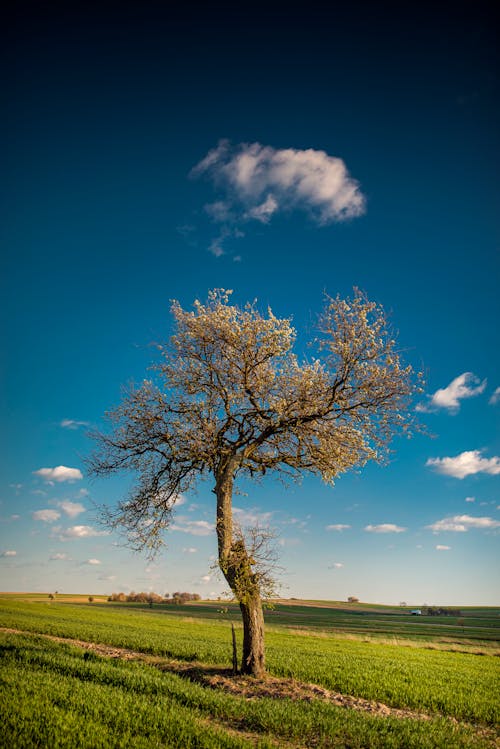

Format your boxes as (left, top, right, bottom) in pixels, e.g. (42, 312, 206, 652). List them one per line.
(0, 594, 498, 748)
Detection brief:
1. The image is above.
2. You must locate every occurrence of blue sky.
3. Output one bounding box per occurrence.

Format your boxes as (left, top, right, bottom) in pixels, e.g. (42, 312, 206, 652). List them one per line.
(1, 2, 498, 604)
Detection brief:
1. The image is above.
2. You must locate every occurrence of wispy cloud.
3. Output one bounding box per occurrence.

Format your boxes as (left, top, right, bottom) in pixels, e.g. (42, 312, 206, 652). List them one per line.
(436, 545, 451, 551)
(365, 523, 407, 533)
(427, 514, 500, 532)
(54, 525, 109, 541)
(33, 466, 83, 483)
(32, 509, 61, 523)
(191, 140, 366, 256)
(329, 562, 344, 569)
(85, 558, 101, 565)
(489, 387, 500, 405)
(426, 450, 500, 479)
(60, 419, 89, 430)
(465, 496, 475, 503)
(182, 547, 198, 553)
(325, 524, 351, 531)
(1, 550, 17, 557)
(233, 507, 274, 528)
(170, 517, 214, 536)
(49, 552, 70, 561)
(416, 372, 486, 413)
(58, 501, 86, 518)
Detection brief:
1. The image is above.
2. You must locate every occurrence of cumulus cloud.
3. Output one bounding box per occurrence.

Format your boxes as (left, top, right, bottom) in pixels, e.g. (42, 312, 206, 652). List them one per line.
(170, 517, 214, 536)
(33, 466, 83, 483)
(191, 140, 365, 256)
(54, 525, 109, 541)
(426, 450, 500, 479)
(32, 509, 61, 523)
(436, 545, 451, 551)
(58, 501, 86, 518)
(365, 523, 407, 533)
(49, 552, 70, 561)
(60, 419, 89, 430)
(200, 575, 211, 583)
(465, 496, 475, 503)
(85, 558, 101, 565)
(489, 387, 500, 405)
(427, 514, 500, 532)
(417, 372, 486, 413)
(1, 550, 17, 557)
(326, 523, 351, 531)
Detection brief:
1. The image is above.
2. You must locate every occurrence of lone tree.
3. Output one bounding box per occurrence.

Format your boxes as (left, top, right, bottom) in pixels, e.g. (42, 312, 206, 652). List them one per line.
(88, 289, 419, 676)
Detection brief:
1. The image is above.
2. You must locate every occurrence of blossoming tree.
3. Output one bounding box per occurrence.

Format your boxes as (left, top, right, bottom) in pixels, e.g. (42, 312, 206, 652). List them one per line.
(88, 289, 418, 676)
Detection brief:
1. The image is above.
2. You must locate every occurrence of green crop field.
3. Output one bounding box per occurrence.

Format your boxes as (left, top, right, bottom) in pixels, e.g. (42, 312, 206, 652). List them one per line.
(0, 594, 499, 748)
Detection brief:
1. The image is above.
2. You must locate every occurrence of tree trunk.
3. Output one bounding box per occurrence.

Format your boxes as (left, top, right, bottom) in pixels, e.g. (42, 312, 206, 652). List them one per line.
(240, 592, 265, 676)
(215, 458, 266, 677)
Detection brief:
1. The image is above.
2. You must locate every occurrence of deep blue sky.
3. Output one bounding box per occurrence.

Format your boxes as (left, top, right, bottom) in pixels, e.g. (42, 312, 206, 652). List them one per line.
(1, 1, 498, 603)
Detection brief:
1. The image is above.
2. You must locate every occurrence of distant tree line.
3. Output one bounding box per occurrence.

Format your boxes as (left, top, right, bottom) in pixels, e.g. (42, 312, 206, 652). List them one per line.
(424, 607, 461, 617)
(107, 591, 201, 604)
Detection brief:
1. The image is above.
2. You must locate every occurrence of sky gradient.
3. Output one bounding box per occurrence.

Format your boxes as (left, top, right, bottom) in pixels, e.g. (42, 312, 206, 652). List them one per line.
(1, 1, 499, 604)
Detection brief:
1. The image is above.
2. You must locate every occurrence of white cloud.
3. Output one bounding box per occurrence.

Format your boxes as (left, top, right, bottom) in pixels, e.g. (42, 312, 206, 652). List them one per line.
(233, 507, 274, 527)
(426, 450, 500, 479)
(191, 140, 365, 255)
(1, 550, 17, 557)
(329, 562, 344, 569)
(170, 518, 214, 536)
(427, 514, 500, 532)
(33, 466, 83, 483)
(436, 545, 451, 551)
(417, 372, 486, 413)
(465, 496, 475, 503)
(182, 547, 198, 553)
(85, 558, 101, 565)
(49, 552, 70, 561)
(326, 523, 351, 531)
(489, 387, 500, 405)
(365, 523, 407, 533)
(58, 501, 86, 518)
(32, 509, 61, 523)
(60, 419, 89, 430)
(200, 575, 211, 582)
(54, 525, 109, 541)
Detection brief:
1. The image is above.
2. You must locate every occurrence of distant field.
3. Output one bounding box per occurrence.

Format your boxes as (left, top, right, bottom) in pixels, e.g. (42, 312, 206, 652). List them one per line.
(1, 594, 499, 747)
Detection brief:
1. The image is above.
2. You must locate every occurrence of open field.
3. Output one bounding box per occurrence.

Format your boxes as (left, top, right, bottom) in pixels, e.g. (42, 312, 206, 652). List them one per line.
(0, 594, 499, 747)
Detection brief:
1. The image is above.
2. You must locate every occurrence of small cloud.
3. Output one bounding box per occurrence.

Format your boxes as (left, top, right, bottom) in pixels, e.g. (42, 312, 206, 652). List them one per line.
(98, 574, 116, 581)
(329, 562, 344, 569)
(426, 450, 500, 479)
(191, 140, 365, 256)
(326, 523, 351, 531)
(417, 372, 486, 413)
(182, 547, 198, 553)
(365, 523, 407, 533)
(426, 514, 500, 532)
(465, 496, 475, 503)
(58, 501, 86, 518)
(54, 525, 109, 541)
(49, 552, 70, 561)
(170, 518, 214, 536)
(85, 558, 101, 565)
(436, 545, 451, 551)
(33, 466, 83, 483)
(32, 509, 61, 523)
(233, 507, 274, 527)
(1, 550, 17, 557)
(201, 575, 211, 582)
(60, 419, 89, 430)
(489, 387, 500, 405)
(9, 483, 23, 493)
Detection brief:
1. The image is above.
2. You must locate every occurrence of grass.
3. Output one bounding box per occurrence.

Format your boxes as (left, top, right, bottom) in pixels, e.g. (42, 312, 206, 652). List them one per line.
(0, 595, 498, 747)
